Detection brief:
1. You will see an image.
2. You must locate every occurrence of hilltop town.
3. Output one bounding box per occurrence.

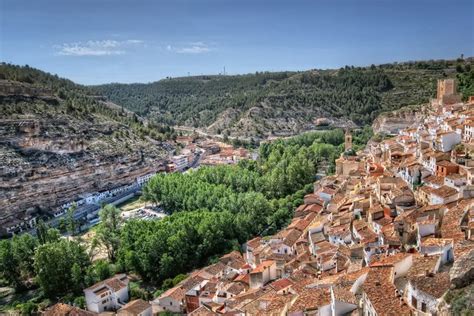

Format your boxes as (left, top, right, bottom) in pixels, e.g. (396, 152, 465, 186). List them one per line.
(39, 79, 474, 316)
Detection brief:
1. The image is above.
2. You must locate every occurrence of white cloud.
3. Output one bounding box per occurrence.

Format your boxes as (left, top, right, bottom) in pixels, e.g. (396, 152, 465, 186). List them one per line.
(54, 39, 144, 56)
(168, 42, 212, 54)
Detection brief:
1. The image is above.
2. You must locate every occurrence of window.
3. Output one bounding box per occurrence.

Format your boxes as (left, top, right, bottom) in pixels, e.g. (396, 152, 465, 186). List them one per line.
(421, 302, 427, 312)
(170, 302, 172, 306)
(411, 296, 417, 308)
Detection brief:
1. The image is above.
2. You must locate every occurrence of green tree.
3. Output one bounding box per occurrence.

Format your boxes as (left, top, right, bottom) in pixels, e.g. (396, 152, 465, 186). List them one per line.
(96, 205, 122, 262)
(66, 203, 78, 236)
(34, 239, 90, 298)
(0, 240, 22, 289)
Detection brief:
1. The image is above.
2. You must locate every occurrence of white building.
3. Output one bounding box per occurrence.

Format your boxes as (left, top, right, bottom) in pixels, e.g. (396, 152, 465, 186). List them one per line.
(249, 260, 277, 289)
(435, 131, 461, 152)
(84, 274, 129, 313)
(172, 154, 189, 170)
(405, 272, 451, 315)
(463, 122, 474, 141)
(429, 185, 459, 205)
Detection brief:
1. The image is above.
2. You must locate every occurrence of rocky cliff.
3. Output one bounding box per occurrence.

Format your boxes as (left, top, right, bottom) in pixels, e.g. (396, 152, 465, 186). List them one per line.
(371, 105, 426, 135)
(0, 71, 169, 231)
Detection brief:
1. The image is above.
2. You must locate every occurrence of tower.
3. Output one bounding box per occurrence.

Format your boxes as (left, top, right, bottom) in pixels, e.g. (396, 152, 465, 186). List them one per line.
(345, 129, 352, 151)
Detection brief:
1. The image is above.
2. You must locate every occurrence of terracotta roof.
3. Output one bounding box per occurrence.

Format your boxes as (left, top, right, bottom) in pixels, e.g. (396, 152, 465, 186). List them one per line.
(436, 160, 459, 168)
(282, 228, 303, 247)
(117, 299, 151, 315)
(431, 185, 458, 198)
(423, 175, 445, 186)
(188, 305, 218, 316)
(251, 260, 275, 274)
(410, 272, 451, 298)
(269, 278, 294, 291)
(421, 237, 453, 247)
(85, 274, 128, 293)
(370, 253, 411, 268)
(332, 286, 357, 305)
(159, 275, 205, 302)
(233, 273, 250, 285)
(289, 287, 331, 312)
(407, 254, 441, 279)
(246, 237, 262, 249)
(362, 267, 412, 316)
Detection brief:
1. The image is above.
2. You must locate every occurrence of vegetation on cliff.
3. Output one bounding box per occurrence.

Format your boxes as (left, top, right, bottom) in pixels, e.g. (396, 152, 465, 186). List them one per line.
(0, 63, 177, 142)
(94, 58, 473, 138)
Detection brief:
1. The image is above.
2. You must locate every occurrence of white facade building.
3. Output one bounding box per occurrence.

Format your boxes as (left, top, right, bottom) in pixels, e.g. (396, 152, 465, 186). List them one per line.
(84, 274, 129, 313)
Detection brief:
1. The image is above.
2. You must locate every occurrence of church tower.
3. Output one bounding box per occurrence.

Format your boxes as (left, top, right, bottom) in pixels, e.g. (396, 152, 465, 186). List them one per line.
(345, 129, 352, 151)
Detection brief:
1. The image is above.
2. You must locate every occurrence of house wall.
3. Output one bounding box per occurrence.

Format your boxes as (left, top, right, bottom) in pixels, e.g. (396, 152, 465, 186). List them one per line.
(333, 301, 357, 316)
(158, 297, 182, 313)
(362, 293, 378, 316)
(250, 272, 263, 289)
(418, 223, 436, 238)
(393, 255, 413, 279)
(406, 281, 438, 314)
(319, 304, 332, 316)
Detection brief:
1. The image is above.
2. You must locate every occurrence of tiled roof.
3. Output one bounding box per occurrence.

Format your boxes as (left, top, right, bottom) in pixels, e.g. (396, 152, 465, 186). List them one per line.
(362, 267, 412, 316)
(251, 260, 275, 274)
(269, 278, 294, 291)
(117, 299, 151, 315)
(85, 274, 128, 293)
(288, 287, 331, 312)
(431, 185, 458, 198)
(410, 272, 450, 298)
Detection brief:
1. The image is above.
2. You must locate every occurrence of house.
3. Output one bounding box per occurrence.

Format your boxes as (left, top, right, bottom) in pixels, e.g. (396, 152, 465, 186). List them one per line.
(117, 299, 152, 316)
(463, 122, 474, 141)
(288, 287, 332, 316)
(172, 154, 189, 170)
(435, 160, 459, 177)
(429, 185, 459, 205)
(419, 238, 454, 264)
(245, 236, 263, 266)
(434, 131, 461, 152)
(361, 267, 412, 316)
(444, 173, 466, 189)
(84, 274, 129, 313)
(249, 260, 277, 289)
(405, 272, 451, 315)
(154, 274, 206, 313)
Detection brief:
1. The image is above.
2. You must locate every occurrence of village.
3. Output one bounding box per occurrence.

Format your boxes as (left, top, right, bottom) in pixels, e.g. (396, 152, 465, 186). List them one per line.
(39, 79, 474, 316)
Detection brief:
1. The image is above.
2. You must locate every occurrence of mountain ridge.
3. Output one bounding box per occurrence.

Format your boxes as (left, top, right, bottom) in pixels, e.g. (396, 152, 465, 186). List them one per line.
(93, 58, 473, 139)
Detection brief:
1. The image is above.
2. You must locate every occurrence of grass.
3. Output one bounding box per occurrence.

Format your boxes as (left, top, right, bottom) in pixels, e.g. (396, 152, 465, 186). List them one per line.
(117, 195, 148, 212)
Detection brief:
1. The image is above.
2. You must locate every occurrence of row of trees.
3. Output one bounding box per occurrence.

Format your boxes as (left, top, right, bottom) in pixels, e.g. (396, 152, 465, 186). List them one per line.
(0, 206, 121, 301)
(123, 129, 357, 282)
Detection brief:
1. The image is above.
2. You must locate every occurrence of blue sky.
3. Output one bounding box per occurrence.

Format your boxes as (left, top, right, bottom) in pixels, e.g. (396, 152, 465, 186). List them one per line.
(1, 0, 473, 85)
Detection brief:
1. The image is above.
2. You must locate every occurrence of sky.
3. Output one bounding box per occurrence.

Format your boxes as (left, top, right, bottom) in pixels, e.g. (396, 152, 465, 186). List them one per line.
(1, 0, 473, 85)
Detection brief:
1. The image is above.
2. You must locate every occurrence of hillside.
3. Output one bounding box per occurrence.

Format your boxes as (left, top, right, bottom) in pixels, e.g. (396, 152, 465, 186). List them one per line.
(0, 64, 171, 233)
(94, 58, 473, 139)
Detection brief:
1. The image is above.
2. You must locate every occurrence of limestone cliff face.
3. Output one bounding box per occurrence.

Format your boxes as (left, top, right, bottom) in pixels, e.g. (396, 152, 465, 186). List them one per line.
(372, 106, 425, 135)
(0, 94, 168, 228)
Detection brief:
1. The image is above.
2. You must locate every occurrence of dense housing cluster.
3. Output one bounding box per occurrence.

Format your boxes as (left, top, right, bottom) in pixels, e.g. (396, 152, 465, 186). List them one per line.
(143, 79, 473, 315)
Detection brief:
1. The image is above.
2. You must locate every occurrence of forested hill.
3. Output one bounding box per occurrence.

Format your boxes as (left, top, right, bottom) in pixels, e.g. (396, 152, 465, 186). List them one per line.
(93, 58, 473, 139)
